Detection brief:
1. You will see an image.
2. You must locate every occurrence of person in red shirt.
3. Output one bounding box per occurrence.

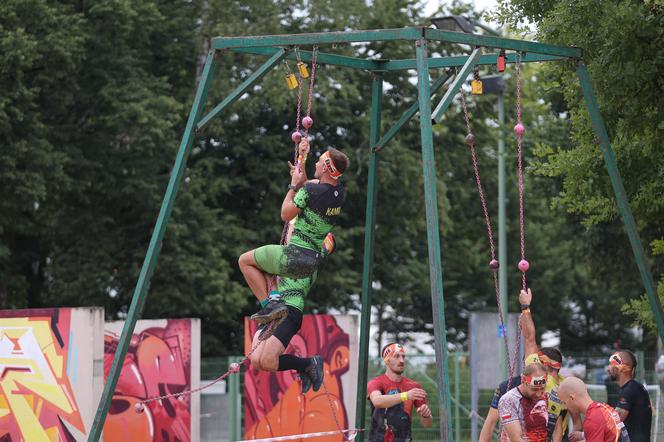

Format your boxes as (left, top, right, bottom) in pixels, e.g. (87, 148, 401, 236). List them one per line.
(558, 377, 630, 442)
(367, 343, 433, 441)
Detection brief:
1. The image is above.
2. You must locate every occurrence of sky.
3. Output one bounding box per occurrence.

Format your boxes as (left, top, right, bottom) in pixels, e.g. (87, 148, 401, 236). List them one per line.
(424, 0, 501, 27)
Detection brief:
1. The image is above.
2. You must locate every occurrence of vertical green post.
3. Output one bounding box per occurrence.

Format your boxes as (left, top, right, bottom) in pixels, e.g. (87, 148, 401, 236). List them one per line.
(497, 91, 508, 380)
(87, 50, 218, 441)
(355, 71, 383, 442)
(228, 356, 242, 441)
(454, 355, 460, 442)
(576, 63, 664, 346)
(415, 37, 452, 442)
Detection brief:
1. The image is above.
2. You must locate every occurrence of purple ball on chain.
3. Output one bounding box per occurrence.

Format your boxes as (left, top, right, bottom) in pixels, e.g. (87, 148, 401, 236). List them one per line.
(135, 403, 145, 414)
(489, 259, 500, 271)
(302, 116, 314, 129)
(465, 133, 475, 146)
(514, 123, 525, 137)
(518, 259, 530, 272)
(291, 131, 303, 143)
(229, 362, 241, 374)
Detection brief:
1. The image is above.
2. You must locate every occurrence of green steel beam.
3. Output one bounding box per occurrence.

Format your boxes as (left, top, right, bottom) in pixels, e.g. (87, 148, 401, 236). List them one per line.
(88, 50, 219, 442)
(576, 63, 664, 346)
(380, 52, 565, 71)
(431, 47, 482, 123)
(355, 72, 383, 442)
(196, 48, 288, 131)
(213, 27, 423, 50)
(416, 37, 452, 442)
(372, 71, 452, 152)
(426, 28, 582, 58)
(230, 46, 379, 70)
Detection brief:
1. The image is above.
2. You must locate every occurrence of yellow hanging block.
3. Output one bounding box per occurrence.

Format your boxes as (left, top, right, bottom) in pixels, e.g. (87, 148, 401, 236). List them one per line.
(471, 79, 483, 95)
(285, 73, 299, 90)
(297, 62, 310, 78)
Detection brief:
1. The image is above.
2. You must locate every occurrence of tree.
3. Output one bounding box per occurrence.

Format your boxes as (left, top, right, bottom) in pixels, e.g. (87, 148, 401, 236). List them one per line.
(494, 0, 664, 343)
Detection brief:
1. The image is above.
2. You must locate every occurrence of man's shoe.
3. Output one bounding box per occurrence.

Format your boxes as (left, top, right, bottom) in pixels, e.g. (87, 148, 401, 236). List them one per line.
(298, 369, 312, 394)
(305, 355, 324, 392)
(251, 300, 288, 325)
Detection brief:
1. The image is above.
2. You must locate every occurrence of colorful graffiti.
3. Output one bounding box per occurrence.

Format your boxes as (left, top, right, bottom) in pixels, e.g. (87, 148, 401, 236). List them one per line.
(0, 308, 86, 442)
(244, 315, 353, 442)
(104, 318, 198, 442)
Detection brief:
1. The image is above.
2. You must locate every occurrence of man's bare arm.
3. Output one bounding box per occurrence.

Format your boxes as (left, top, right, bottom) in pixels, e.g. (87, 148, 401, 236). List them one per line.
(479, 408, 500, 442)
(519, 288, 538, 356)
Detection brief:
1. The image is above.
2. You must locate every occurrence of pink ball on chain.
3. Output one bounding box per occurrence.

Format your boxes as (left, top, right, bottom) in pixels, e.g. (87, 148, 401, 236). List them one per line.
(229, 362, 241, 374)
(518, 259, 530, 272)
(302, 116, 314, 129)
(489, 259, 500, 272)
(514, 123, 526, 137)
(135, 403, 145, 414)
(465, 133, 475, 146)
(291, 131, 302, 143)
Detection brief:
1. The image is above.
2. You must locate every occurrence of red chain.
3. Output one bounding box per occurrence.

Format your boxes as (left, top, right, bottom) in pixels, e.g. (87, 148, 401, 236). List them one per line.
(515, 54, 527, 291)
(459, 91, 514, 379)
(304, 46, 318, 137)
(135, 321, 278, 409)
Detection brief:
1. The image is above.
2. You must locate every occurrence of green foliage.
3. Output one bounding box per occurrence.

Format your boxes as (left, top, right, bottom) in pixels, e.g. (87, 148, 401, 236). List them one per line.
(496, 0, 664, 341)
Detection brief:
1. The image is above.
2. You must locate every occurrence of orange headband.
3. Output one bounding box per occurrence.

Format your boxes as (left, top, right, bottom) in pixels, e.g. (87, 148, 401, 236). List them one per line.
(382, 343, 404, 364)
(321, 151, 342, 179)
(609, 352, 630, 368)
(523, 374, 547, 387)
(538, 352, 562, 370)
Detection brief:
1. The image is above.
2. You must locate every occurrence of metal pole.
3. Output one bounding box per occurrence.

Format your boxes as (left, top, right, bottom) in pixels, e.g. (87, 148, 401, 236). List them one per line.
(576, 63, 664, 346)
(470, 314, 479, 442)
(415, 37, 452, 442)
(87, 50, 219, 442)
(497, 91, 508, 380)
(355, 72, 383, 442)
(454, 354, 460, 442)
(229, 356, 242, 441)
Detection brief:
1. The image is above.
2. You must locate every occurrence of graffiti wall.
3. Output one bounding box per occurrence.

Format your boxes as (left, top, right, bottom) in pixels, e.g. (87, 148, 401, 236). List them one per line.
(104, 318, 200, 442)
(0, 307, 104, 441)
(244, 314, 359, 442)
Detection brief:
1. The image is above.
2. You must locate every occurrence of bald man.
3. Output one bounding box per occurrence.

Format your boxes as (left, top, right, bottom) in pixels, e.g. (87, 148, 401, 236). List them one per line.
(558, 377, 630, 442)
(606, 350, 652, 442)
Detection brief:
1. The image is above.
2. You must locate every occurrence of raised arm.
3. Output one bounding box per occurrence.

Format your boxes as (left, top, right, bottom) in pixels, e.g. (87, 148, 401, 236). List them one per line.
(519, 288, 538, 356)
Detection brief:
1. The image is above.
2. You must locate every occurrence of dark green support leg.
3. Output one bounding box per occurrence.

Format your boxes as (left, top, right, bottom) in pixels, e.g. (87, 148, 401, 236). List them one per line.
(87, 51, 220, 441)
(577, 63, 664, 346)
(355, 71, 383, 442)
(415, 38, 452, 442)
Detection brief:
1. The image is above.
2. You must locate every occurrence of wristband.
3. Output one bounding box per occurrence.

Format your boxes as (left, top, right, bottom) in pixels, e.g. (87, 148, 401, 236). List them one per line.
(520, 304, 530, 310)
(521, 308, 531, 314)
(400, 392, 409, 402)
(288, 184, 298, 191)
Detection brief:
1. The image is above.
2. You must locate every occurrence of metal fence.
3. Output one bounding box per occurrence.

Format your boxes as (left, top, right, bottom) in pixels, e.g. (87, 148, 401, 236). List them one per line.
(201, 352, 663, 442)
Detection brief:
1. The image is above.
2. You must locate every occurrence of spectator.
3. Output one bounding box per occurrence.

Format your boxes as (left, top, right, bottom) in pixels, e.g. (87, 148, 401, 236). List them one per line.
(558, 376, 630, 442)
(607, 350, 652, 442)
(497, 362, 549, 442)
(367, 343, 432, 441)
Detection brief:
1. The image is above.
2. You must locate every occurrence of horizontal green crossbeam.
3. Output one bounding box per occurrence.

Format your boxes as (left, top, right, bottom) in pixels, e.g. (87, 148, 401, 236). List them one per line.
(230, 46, 379, 70)
(372, 71, 452, 152)
(213, 28, 423, 50)
(196, 48, 288, 131)
(432, 47, 482, 123)
(426, 28, 582, 58)
(381, 52, 565, 71)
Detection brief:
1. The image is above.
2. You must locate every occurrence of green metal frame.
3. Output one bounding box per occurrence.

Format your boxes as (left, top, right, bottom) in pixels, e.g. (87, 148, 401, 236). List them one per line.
(88, 26, 664, 442)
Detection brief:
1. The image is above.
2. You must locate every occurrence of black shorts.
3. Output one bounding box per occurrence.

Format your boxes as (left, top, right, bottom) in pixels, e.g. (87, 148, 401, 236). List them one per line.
(260, 306, 303, 348)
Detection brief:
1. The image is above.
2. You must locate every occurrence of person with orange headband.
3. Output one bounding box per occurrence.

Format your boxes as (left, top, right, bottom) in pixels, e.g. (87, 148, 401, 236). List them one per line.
(604, 350, 652, 442)
(367, 343, 432, 441)
(497, 362, 550, 442)
(238, 138, 349, 387)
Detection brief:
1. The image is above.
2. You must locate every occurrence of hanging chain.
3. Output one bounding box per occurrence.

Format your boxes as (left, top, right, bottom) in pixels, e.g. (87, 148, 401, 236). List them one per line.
(459, 91, 513, 379)
(135, 322, 278, 410)
(515, 52, 527, 291)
